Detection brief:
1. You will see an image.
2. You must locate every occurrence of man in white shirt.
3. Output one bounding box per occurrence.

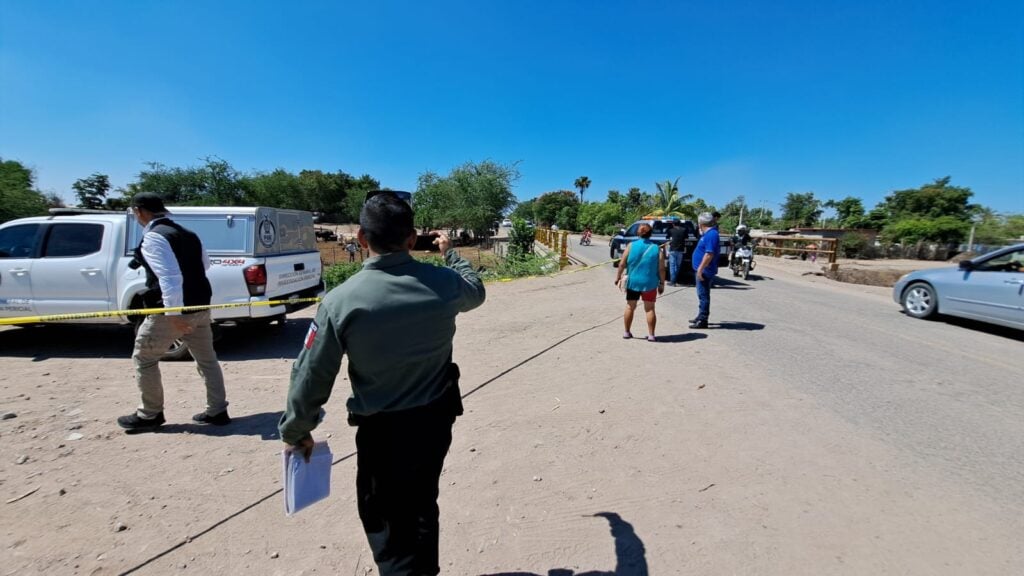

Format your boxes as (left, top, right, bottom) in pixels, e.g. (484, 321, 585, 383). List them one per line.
(117, 193, 229, 431)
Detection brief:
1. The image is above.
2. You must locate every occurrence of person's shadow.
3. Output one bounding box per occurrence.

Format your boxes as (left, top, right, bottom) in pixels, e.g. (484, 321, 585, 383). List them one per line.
(655, 333, 709, 343)
(482, 512, 648, 576)
(710, 321, 765, 331)
(137, 411, 284, 440)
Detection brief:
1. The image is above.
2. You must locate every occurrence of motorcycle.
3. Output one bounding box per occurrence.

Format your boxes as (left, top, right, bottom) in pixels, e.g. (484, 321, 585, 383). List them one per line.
(730, 244, 755, 279)
(579, 231, 592, 246)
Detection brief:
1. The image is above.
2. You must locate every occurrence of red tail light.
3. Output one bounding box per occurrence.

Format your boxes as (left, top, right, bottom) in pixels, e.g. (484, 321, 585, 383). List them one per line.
(243, 264, 267, 296)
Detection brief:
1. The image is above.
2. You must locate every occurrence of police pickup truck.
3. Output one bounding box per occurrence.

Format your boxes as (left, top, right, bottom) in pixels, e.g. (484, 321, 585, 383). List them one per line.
(0, 206, 325, 359)
(609, 217, 731, 281)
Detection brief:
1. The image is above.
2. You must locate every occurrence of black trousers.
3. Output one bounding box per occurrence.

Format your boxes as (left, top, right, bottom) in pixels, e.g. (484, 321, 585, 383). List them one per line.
(353, 386, 461, 576)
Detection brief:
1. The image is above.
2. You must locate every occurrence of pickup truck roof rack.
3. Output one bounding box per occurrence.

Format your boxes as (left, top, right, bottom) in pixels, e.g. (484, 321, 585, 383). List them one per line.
(48, 208, 125, 216)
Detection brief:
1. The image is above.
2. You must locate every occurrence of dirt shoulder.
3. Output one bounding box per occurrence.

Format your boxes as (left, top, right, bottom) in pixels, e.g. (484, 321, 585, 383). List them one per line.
(754, 255, 953, 288)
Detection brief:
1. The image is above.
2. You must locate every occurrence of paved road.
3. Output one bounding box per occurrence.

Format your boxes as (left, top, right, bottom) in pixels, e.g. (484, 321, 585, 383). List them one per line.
(565, 234, 1024, 567)
(570, 234, 1024, 508)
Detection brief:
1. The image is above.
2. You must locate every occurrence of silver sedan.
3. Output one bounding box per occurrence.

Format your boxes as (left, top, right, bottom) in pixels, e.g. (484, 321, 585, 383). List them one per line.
(893, 243, 1024, 330)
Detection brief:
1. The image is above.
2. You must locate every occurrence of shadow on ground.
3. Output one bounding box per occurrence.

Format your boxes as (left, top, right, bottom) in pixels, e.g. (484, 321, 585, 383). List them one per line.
(481, 512, 648, 576)
(909, 313, 1024, 342)
(0, 318, 312, 361)
(711, 321, 766, 331)
(152, 411, 283, 441)
(656, 332, 709, 343)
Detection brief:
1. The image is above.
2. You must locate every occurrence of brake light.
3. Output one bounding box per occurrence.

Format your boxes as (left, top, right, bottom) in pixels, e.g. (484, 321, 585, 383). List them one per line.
(243, 264, 267, 296)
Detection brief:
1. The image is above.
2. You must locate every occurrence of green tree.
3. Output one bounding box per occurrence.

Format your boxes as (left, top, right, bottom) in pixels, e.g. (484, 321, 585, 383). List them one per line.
(71, 173, 111, 209)
(780, 192, 823, 227)
(245, 169, 306, 210)
(578, 200, 626, 234)
(44, 193, 66, 209)
(746, 206, 774, 229)
(1005, 214, 1024, 240)
(104, 194, 130, 211)
(533, 190, 579, 227)
(507, 218, 535, 260)
(882, 216, 969, 244)
(605, 189, 622, 204)
(824, 196, 866, 228)
(624, 187, 646, 213)
(0, 159, 48, 223)
(650, 177, 692, 218)
(881, 177, 976, 221)
(555, 205, 579, 230)
(872, 177, 981, 243)
(574, 176, 591, 204)
(973, 209, 1024, 244)
(299, 170, 351, 216)
(412, 160, 518, 237)
(340, 175, 383, 222)
(716, 195, 747, 231)
(510, 198, 536, 222)
(126, 157, 246, 206)
(688, 197, 713, 219)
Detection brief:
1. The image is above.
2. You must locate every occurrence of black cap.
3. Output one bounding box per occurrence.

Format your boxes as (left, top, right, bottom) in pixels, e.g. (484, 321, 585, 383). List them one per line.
(131, 192, 168, 214)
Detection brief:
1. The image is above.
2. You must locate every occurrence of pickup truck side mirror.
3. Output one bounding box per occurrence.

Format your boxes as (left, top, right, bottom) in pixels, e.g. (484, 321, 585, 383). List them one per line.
(617, 229, 626, 236)
(958, 260, 974, 271)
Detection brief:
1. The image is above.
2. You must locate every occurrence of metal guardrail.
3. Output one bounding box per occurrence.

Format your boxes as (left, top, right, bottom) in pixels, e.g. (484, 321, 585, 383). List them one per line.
(535, 228, 570, 268)
(754, 235, 839, 265)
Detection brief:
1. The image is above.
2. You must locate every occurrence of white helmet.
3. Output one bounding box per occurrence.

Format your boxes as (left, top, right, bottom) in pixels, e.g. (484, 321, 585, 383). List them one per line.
(736, 224, 749, 234)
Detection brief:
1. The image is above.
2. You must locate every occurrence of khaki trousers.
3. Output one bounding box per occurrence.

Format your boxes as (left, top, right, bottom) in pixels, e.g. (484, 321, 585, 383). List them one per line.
(133, 311, 227, 418)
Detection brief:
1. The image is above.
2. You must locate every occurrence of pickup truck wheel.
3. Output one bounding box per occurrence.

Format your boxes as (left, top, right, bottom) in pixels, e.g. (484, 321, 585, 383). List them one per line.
(131, 318, 193, 361)
(161, 339, 192, 361)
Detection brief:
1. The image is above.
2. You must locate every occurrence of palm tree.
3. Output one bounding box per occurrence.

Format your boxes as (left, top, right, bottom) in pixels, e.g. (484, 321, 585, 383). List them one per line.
(650, 177, 693, 218)
(574, 176, 591, 204)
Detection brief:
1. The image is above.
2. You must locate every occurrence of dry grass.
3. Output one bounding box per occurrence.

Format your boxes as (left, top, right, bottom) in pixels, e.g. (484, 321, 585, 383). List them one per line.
(317, 241, 501, 270)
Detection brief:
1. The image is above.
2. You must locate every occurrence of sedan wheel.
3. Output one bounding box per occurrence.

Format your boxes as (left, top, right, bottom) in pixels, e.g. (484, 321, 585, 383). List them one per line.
(902, 282, 937, 319)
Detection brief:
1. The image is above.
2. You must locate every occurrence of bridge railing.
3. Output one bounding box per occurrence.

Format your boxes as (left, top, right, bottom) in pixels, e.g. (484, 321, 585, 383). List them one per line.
(753, 235, 838, 265)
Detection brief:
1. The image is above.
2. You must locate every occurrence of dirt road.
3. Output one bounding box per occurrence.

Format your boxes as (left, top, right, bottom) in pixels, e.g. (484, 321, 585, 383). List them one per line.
(1, 254, 1022, 575)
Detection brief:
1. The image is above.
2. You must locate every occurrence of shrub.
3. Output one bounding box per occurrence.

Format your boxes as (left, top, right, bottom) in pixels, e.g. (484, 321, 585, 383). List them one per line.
(508, 218, 535, 259)
(324, 254, 447, 291)
(839, 233, 873, 258)
(481, 253, 557, 280)
(323, 262, 362, 291)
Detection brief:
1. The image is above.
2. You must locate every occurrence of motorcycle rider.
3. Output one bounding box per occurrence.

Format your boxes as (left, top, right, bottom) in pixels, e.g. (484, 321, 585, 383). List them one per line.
(731, 224, 753, 268)
(580, 226, 593, 245)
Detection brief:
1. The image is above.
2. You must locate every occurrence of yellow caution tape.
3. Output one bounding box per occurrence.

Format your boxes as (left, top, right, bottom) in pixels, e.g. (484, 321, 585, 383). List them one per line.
(0, 297, 323, 326)
(2, 258, 616, 322)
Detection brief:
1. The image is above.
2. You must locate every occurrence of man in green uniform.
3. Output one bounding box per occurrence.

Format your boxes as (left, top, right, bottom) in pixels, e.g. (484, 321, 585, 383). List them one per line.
(279, 191, 485, 575)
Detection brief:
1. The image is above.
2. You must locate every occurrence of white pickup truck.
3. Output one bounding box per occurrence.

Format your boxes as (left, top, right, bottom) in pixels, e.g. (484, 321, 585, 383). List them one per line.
(0, 206, 325, 358)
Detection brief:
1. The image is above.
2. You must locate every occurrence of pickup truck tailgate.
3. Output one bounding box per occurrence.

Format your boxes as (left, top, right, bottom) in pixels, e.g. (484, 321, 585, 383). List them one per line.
(264, 251, 322, 298)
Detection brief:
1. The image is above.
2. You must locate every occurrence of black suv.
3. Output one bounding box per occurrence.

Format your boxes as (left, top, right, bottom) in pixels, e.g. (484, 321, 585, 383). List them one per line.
(610, 218, 730, 274)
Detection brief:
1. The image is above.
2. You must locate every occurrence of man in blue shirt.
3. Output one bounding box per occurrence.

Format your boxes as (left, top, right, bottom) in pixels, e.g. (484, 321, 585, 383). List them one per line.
(690, 212, 720, 329)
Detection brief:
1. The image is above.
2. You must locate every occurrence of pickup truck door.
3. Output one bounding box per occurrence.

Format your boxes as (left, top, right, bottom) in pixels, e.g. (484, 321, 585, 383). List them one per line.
(0, 223, 42, 317)
(30, 222, 111, 316)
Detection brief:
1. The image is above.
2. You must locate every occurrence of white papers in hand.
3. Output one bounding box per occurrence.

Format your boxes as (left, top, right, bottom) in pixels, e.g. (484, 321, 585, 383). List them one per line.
(283, 441, 332, 516)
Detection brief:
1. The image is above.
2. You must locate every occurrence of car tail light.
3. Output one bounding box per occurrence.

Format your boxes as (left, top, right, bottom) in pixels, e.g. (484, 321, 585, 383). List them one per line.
(243, 264, 267, 296)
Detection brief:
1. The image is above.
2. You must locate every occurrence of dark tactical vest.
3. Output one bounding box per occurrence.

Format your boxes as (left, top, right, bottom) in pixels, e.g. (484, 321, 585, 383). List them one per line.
(134, 218, 213, 312)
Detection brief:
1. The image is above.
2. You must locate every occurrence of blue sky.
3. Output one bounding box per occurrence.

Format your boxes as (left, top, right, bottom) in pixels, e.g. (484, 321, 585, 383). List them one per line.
(2, 0, 1022, 214)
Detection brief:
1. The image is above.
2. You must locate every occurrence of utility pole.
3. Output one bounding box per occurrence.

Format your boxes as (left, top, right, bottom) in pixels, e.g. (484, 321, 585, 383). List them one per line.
(967, 224, 976, 253)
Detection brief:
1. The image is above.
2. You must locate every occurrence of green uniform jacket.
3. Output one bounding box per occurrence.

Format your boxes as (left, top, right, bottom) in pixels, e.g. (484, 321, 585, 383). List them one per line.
(279, 249, 485, 445)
